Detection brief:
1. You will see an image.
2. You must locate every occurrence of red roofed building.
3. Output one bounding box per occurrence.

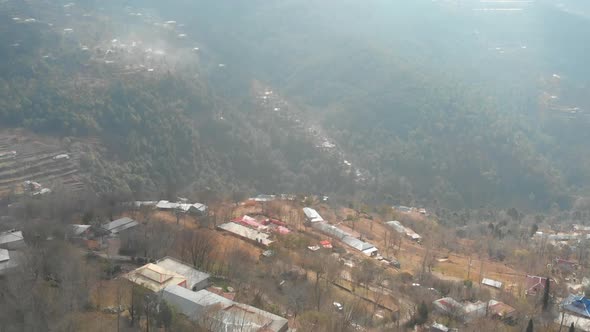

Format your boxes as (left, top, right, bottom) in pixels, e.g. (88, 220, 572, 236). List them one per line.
(525, 275, 549, 296)
(320, 240, 332, 249)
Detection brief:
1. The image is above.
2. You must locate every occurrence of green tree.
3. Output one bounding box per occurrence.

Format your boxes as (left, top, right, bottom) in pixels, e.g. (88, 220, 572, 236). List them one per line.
(542, 278, 551, 311)
(417, 301, 429, 325)
(157, 300, 174, 332)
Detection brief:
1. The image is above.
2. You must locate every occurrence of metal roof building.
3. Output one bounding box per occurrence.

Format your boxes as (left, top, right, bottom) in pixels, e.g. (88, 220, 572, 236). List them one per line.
(162, 285, 233, 318)
(563, 295, 590, 318)
(303, 207, 324, 223)
(162, 285, 289, 332)
(0, 249, 22, 275)
(0, 230, 25, 250)
(102, 217, 139, 234)
(311, 221, 348, 240)
(156, 200, 208, 215)
(312, 222, 378, 256)
(341, 236, 378, 256)
(156, 257, 210, 291)
(217, 222, 273, 246)
(482, 278, 503, 289)
(124, 263, 188, 292)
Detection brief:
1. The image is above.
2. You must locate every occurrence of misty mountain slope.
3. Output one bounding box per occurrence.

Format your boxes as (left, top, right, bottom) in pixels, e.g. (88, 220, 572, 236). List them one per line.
(0, 0, 354, 198)
(4, 0, 590, 209)
(136, 0, 583, 209)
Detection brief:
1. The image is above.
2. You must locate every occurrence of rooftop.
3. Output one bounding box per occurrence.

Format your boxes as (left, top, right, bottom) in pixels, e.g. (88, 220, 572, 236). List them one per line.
(217, 222, 273, 246)
(70, 224, 91, 236)
(0, 230, 24, 248)
(163, 285, 288, 332)
(303, 207, 324, 223)
(0, 248, 9, 262)
(125, 263, 187, 292)
(102, 217, 139, 234)
(563, 295, 590, 318)
(155, 257, 210, 291)
(482, 278, 503, 289)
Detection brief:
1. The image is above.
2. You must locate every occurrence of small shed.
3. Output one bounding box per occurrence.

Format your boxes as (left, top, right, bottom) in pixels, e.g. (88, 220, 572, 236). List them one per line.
(482, 278, 503, 289)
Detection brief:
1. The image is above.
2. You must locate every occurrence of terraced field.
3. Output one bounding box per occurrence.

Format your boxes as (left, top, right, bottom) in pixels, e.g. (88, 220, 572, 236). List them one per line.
(0, 130, 86, 197)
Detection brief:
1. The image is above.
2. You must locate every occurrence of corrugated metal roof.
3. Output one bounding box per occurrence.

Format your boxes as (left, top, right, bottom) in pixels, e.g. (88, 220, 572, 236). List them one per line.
(0, 230, 23, 246)
(0, 249, 9, 262)
(102, 217, 138, 234)
(217, 223, 273, 246)
(70, 224, 91, 236)
(163, 285, 232, 318)
(163, 286, 288, 332)
(156, 257, 210, 291)
(311, 222, 348, 239)
(341, 236, 374, 252)
(125, 263, 187, 292)
(303, 207, 324, 222)
(482, 278, 503, 289)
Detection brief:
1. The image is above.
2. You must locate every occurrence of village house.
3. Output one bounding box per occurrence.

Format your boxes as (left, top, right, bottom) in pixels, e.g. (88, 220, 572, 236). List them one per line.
(481, 277, 503, 290)
(0, 230, 25, 250)
(303, 207, 324, 223)
(248, 194, 276, 202)
(155, 256, 210, 291)
(101, 217, 139, 235)
(125, 259, 287, 331)
(525, 275, 549, 296)
(162, 285, 289, 332)
(556, 295, 590, 331)
(433, 297, 488, 322)
(487, 300, 517, 322)
(311, 221, 379, 256)
(385, 220, 422, 242)
(217, 222, 273, 247)
(156, 200, 208, 216)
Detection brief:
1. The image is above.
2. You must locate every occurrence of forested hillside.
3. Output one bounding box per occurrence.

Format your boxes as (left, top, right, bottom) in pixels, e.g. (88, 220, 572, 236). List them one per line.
(3, 0, 590, 210)
(146, 0, 590, 210)
(0, 0, 354, 198)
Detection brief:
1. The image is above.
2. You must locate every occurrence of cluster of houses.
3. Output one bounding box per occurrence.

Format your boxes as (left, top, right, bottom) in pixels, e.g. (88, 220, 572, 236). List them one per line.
(0, 229, 25, 275)
(385, 220, 422, 242)
(247, 194, 297, 203)
(393, 205, 427, 215)
(304, 207, 380, 257)
(432, 297, 516, 323)
(124, 257, 289, 332)
(217, 215, 291, 247)
(22, 180, 51, 196)
(532, 224, 590, 247)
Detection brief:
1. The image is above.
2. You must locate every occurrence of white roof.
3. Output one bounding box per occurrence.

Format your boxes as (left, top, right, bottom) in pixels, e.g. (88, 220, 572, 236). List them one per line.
(156, 200, 207, 213)
(70, 224, 91, 236)
(217, 222, 273, 246)
(163, 287, 288, 332)
(125, 263, 187, 292)
(482, 278, 503, 289)
(102, 217, 139, 234)
(431, 322, 450, 332)
(156, 257, 210, 290)
(0, 249, 9, 262)
(0, 231, 24, 247)
(163, 285, 232, 318)
(303, 207, 324, 222)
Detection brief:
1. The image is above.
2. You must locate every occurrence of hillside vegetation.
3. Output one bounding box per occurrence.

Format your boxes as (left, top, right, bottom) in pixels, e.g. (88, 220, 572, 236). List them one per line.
(2, 0, 590, 210)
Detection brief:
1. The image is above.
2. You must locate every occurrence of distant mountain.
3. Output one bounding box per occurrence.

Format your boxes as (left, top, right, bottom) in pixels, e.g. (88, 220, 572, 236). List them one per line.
(3, 0, 590, 210)
(0, 0, 354, 199)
